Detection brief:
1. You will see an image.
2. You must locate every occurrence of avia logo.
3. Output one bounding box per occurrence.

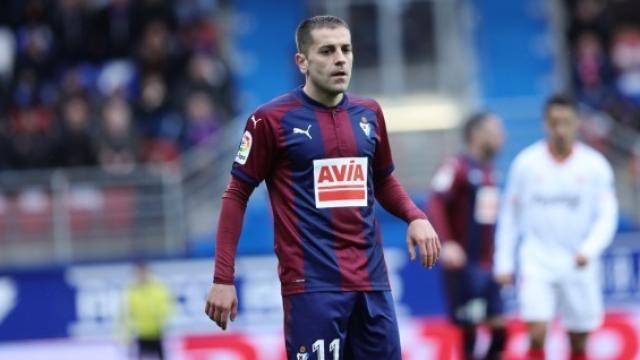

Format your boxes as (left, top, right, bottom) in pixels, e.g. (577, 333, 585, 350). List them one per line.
(250, 115, 263, 129)
(293, 124, 312, 139)
(313, 157, 368, 208)
(0, 278, 17, 324)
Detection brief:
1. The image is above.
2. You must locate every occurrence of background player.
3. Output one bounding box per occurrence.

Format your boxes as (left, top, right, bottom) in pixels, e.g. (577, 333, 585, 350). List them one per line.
(124, 262, 173, 360)
(493, 95, 618, 360)
(204, 15, 440, 359)
(426, 113, 507, 360)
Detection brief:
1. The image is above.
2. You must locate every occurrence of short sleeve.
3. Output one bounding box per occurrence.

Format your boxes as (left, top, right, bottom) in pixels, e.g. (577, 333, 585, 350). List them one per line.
(230, 110, 277, 186)
(373, 104, 395, 177)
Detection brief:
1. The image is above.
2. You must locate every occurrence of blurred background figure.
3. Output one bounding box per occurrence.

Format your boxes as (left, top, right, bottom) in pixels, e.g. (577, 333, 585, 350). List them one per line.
(53, 94, 97, 168)
(494, 96, 618, 360)
(426, 113, 506, 360)
(124, 261, 173, 360)
(97, 95, 139, 174)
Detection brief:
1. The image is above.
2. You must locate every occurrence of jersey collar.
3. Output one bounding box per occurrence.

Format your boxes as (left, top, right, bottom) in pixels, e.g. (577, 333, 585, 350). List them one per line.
(295, 86, 349, 112)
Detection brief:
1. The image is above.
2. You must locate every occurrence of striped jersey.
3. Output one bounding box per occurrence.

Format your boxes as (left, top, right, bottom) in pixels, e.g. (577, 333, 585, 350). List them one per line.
(231, 87, 394, 295)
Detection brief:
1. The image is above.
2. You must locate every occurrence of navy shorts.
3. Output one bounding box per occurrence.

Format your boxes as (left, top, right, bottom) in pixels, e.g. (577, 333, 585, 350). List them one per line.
(442, 265, 504, 325)
(283, 291, 401, 360)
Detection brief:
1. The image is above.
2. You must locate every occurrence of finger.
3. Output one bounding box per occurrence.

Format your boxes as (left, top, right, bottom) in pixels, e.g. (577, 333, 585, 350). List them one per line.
(230, 300, 238, 322)
(205, 301, 211, 317)
(425, 238, 435, 268)
(212, 305, 222, 327)
(407, 238, 416, 261)
(419, 240, 429, 267)
(433, 237, 441, 261)
(207, 302, 217, 321)
(219, 307, 230, 330)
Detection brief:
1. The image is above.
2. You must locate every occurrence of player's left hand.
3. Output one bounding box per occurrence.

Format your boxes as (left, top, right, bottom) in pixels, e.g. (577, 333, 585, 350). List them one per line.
(575, 253, 589, 268)
(407, 218, 441, 268)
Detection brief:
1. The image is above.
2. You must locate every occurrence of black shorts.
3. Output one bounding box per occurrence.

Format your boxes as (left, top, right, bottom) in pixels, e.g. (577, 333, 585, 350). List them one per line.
(137, 338, 164, 359)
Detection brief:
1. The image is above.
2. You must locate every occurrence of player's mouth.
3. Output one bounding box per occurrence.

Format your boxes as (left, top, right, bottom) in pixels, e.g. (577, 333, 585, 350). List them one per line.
(331, 70, 348, 79)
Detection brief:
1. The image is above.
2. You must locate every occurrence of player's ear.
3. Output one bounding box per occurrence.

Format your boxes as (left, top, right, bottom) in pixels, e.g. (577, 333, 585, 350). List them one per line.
(295, 52, 308, 75)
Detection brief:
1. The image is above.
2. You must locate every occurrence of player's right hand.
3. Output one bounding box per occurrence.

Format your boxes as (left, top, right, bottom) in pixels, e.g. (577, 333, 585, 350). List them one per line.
(205, 283, 238, 331)
(494, 273, 513, 286)
(440, 241, 467, 270)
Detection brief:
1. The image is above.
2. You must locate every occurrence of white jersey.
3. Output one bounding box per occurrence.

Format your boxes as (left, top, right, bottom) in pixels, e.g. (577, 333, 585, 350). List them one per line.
(493, 141, 618, 276)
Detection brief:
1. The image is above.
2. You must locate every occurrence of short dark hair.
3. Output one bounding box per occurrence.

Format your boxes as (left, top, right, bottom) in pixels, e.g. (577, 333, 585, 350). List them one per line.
(463, 112, 493, 144)
(544, 94, 576, 114)
(295, 15, 349, 54)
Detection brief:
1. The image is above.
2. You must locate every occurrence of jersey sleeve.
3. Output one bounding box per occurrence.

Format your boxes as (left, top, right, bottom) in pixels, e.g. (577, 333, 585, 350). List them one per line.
(373, 103, 395, 177)
(493, 155, 525, 275)
(578, 157, 618, 259)
(230, 110, 277, 186)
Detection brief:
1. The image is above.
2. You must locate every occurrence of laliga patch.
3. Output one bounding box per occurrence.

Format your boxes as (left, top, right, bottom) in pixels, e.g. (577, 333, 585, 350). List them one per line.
(313, 157, 368, 208)
(234, 131, 252, 165)
(474, 186, 500, 224)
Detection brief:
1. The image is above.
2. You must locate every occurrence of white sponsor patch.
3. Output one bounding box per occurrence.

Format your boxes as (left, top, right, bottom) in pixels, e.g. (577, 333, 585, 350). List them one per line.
(313, 157, 368, 208)
(234, 131, 252, 165)
(474, 186, 500, 224)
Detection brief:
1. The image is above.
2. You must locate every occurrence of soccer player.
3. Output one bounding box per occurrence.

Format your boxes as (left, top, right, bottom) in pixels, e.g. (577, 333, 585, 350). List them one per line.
(493, 95, 618, 360)
(204, 15, 441, 359)
(426, 112, 507, 360)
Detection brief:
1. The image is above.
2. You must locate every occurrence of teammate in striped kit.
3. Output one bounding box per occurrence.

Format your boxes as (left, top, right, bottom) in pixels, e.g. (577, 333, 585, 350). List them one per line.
(426, 113, 507, 360)
(494, 95, 618, 360)
(204, 15, 441, 359)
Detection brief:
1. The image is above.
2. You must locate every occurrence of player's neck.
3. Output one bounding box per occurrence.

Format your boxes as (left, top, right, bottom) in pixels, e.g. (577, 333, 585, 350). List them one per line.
(547, 142, 574, 162)
(303, 83, 344, 108)
(468, 146, 491, 164)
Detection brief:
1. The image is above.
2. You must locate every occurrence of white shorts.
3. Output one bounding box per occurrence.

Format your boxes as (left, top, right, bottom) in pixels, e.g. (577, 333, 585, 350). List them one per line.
(518, 265, 603, 332)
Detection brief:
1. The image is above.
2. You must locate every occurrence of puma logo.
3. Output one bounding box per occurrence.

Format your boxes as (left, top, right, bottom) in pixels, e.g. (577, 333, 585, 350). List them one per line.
(251, 115, 263, 129)
(293, 124, 312, 139)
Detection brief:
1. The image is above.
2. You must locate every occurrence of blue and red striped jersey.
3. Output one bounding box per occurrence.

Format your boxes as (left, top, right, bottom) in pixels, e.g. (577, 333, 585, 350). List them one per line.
(426, 154, 500, 269)
(231, 87, 395, 295)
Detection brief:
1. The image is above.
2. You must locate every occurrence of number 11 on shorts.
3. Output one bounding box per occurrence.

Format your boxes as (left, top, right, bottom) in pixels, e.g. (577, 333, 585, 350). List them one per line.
(312, 338, 339, 360)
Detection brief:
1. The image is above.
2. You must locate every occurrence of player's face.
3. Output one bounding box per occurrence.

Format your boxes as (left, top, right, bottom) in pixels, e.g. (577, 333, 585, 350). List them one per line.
(297, 26, 353, 97)
(479, 116, 505, 160)
(545, 105, 579, 149)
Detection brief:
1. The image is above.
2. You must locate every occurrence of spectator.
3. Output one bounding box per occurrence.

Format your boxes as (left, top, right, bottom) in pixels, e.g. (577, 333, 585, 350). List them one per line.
(53, 95, 97, 168)
(91, 0, 135, 61)
(573, 31, 612, 109)
(97, 96, 139, 174)
(8, 102, 56, 170)
(181, 53, 236, 119)
(181, 90, 220, 149)
(51, 0, 91, 67)
(135, 74, 183, 164)
(137, 20, 183, 85)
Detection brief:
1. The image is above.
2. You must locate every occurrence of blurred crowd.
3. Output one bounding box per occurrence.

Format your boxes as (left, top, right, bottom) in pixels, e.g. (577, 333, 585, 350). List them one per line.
(0, 0, 235, 174)
(568, 0, 640, 130)
(567, 0, 640, 188)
